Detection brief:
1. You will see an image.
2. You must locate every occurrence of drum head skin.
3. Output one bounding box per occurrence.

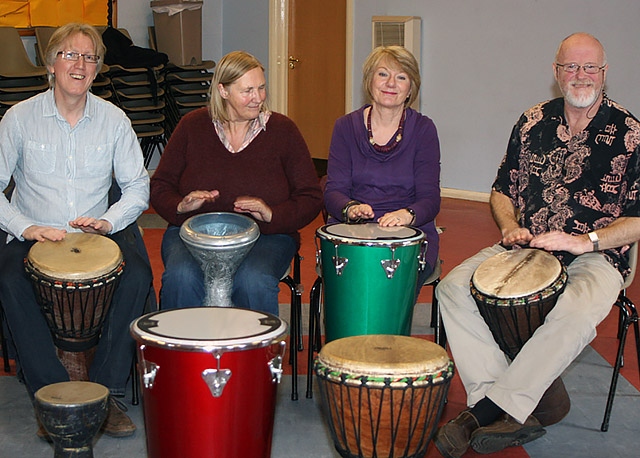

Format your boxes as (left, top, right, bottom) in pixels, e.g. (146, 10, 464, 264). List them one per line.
(317, 334, 450, 378)
(35, 381, 109, 406)
(27, 233, 122, 280)
(180, 212, 260, 250)
(472, 248, 562, 298)
(318, 222, 424, 246)
(130, 307, 288, 351)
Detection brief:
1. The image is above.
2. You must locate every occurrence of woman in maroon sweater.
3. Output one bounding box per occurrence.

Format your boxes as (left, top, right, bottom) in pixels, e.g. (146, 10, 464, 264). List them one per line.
(150, 51, 322, 314)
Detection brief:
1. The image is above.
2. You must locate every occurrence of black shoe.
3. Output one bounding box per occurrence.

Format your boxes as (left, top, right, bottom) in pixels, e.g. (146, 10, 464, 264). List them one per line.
(470, 414, 546, 454)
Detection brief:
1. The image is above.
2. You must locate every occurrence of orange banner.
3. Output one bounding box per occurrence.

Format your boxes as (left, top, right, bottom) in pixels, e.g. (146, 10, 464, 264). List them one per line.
(0, 1, 30, 28)
(1, 0, 108, 28)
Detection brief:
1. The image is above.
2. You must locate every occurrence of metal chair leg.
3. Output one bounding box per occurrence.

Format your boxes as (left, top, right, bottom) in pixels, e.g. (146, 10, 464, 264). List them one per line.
(601, 297, 639, 431)
(0, 302, 11, 373)
(306, 276, 322, 399)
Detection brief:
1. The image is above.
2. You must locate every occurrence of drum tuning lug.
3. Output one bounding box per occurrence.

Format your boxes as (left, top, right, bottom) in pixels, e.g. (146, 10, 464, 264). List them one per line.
(331, 243, 349, 276)
(418, 240, 429, 271)
(142, 360, 160, 389)
(381, 246, 401, 279)
(380, 259, 401, 279)
(202, 369, 232, 397)
(269, 355, 284, 383)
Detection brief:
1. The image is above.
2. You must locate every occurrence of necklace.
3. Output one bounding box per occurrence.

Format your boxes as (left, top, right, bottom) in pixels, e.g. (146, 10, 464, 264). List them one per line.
(367, 107, 406, 153)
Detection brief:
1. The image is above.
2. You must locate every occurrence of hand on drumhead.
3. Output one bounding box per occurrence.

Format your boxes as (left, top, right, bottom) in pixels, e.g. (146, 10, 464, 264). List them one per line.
(22, 225, 67, 242)
(69, 217, 113, 235)
(501, 227, 533, 247)
(529, 231, 591, 255)
(177, 190, 220, 214)
(347, 204, 374, 221)
(378, 209, 411, 227)
(234, 196, 272, 222)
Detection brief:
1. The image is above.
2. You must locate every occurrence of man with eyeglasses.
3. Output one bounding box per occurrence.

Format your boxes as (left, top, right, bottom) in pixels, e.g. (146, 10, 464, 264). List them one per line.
(0, 23, 151, 439)
(434, 32, 640, 457)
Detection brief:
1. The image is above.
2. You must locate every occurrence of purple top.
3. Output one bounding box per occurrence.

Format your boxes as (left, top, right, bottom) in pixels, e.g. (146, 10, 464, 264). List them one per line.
(324, 105, 441, 270)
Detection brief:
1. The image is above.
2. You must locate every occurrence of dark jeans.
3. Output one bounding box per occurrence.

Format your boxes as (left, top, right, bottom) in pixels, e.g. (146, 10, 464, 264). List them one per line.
(0, 225, 152, 397)
(160, 225, 297, 315)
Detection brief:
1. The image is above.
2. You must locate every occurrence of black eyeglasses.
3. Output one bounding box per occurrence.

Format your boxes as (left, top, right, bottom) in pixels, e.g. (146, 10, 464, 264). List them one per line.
(57, 51, 101, 64)
(555, 63, 605, 74)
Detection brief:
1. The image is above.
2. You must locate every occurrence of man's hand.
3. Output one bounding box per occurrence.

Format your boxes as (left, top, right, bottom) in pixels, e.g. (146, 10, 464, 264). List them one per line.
(22, 225, 67, 242)
(529, 231, 591, 255)
(69, 217, 113, 235)
(501, 227, 534, 247)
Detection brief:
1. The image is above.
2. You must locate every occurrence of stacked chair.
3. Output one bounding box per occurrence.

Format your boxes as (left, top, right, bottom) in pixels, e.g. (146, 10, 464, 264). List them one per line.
(148, 26, 214, 136)
(102, 27, 168, 169)
(0, 27, 49, 121)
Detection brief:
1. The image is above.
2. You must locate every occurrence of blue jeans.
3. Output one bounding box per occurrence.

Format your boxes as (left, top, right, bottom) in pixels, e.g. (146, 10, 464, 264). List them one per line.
(160, 225, 296, 316)
(0, 225, 152, 397)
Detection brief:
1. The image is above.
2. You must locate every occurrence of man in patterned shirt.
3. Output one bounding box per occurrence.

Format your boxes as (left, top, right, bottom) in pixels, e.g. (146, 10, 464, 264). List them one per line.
(434, 33, 640, 457)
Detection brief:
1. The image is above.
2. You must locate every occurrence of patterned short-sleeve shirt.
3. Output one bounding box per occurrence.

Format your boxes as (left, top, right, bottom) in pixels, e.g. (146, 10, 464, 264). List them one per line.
(493, 96, 640, 278)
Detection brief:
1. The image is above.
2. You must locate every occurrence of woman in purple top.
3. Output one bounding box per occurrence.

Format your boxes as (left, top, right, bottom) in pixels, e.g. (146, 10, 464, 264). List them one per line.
(324, 45, 441, 294)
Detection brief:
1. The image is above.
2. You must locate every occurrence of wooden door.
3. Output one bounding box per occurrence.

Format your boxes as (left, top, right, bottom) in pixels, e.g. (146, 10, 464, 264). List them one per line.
(287, 0, 346, 160)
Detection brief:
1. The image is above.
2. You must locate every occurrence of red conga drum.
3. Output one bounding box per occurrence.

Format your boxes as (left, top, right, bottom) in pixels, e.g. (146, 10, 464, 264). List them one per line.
(25, 233, 124, 380)
(470, 248, 567, 359)
(130, 307, 288, 458)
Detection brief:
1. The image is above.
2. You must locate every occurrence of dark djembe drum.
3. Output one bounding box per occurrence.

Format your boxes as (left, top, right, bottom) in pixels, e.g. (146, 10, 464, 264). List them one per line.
(470, 248, 567, 359)
(35, 381, 109, 458)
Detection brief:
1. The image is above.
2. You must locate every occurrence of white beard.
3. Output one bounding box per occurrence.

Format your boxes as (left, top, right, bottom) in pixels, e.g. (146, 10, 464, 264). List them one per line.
(562, 80, 600, 108)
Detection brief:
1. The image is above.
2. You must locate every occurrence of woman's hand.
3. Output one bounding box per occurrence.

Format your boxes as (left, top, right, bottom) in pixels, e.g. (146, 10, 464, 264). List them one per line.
(234, 196, 273, 222)
(346, 203, 374, 221)
(177, 190, 220, 214)
(378, 209, 413, 227)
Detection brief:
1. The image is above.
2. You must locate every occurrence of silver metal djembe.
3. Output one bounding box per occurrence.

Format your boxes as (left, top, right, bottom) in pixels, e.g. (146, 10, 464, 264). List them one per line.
(180, 212, 260, 307)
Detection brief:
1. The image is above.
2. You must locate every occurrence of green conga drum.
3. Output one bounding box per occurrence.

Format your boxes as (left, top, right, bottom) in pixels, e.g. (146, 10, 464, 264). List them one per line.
(317, 223, 426, 342)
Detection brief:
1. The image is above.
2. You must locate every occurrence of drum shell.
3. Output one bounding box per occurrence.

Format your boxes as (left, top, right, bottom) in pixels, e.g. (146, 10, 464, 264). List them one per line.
(179, 212, 260, 308)
(318, 224, 424, 342)
(470, 249, 567, 360)
(131, 308, 287, 458)
(314, 335, 453, 458)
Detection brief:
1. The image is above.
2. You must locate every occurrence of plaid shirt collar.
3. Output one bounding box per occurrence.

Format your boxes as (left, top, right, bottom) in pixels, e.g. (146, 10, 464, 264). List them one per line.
(213, 111, 271, 153)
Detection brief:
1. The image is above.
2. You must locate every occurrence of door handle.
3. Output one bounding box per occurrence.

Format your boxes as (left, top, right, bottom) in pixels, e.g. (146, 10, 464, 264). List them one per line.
(288, 56, 299, 69)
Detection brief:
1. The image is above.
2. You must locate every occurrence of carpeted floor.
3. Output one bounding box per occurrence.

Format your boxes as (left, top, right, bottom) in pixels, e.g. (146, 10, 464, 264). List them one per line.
(1, 197, 638, 457)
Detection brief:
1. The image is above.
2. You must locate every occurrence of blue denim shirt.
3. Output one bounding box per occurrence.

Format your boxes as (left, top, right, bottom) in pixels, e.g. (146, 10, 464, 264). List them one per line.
(0, 89, 149, 240)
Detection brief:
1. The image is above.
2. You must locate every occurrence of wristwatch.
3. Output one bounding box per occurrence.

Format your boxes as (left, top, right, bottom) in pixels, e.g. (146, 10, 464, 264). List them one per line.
(588, 231, 599, 252)
(405, 207, 416, 225)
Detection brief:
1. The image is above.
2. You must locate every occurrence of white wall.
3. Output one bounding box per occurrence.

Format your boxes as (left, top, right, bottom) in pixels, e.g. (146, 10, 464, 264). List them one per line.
(352, 0, 640, 193)
(35, 0, 640, 194)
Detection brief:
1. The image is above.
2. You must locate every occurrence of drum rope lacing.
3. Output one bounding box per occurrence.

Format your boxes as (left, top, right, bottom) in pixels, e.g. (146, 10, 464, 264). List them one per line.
(314, 360, 455, 388)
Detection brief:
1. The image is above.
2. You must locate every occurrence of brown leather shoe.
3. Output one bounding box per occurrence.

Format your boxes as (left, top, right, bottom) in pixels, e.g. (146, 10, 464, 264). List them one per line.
(470, 414, 546, 454)
(532, 377, 571, 427)
(36, 419, 52, 443)
(434, 410, 480, 458)
(101, 396, 136, 437)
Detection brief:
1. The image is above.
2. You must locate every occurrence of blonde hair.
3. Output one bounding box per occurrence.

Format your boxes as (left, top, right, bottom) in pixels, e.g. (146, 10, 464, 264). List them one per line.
(208, 50, 269, 123)
(362, 46, 421, 108)
(45, 23, 105, 87)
